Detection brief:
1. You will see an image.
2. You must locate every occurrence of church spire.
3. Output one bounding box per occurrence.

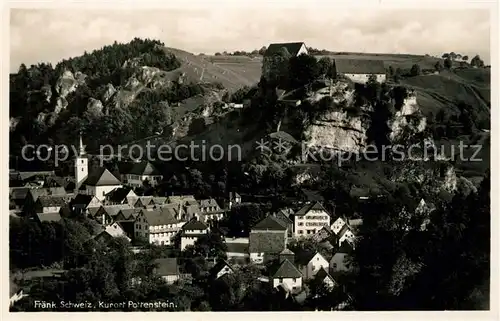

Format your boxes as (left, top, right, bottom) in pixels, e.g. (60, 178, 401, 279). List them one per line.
(79, 132, 86, 156)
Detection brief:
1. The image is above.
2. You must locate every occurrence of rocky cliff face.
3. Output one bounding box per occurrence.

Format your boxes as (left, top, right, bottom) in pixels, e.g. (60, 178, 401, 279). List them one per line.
(55, 70, 86, 99)
(390, 92, 427, 141)
(301, 82, 427, 153)
(304, 110, 368, 153)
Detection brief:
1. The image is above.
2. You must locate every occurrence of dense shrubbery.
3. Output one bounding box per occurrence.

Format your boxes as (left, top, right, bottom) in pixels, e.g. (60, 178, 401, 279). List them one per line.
(55, 38, 180, 87)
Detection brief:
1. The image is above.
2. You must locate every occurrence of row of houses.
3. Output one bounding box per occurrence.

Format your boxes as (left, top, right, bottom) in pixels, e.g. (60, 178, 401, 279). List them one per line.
(222, 201, 358, 266)
(211, 241, 353, 298)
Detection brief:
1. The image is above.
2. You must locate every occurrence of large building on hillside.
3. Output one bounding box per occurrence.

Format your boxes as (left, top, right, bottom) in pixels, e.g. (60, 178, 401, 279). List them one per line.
(292, 202, 331, 238)
(262, 42, 308, 82)
(333, 59, 386, 84)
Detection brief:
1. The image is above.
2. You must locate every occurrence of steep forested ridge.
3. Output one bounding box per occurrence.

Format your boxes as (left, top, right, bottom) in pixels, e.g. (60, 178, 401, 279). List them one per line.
(9, 38, 213, 161)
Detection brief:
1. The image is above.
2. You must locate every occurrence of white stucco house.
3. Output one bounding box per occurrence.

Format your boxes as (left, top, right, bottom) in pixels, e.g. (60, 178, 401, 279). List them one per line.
(315, 267, 337, 289)
(329, 242, 354, 273)
(134, 208, 185, 245)
(104, 222, 131, 242)
(180, 220, 210, 251)
(210, 259, 235, 279)
(294, 251, 330, 280)
(293, 202, 331, 238)
(118, 161, 163, 188)
(78, 167, 123, 201)
(333, 59, 386, 84)
(269, 259, 303, 294)
(330, 216, 356, 247)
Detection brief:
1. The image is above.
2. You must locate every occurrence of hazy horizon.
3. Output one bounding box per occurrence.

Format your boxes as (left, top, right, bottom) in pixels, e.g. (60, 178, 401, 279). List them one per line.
(10, 8, 491, 72)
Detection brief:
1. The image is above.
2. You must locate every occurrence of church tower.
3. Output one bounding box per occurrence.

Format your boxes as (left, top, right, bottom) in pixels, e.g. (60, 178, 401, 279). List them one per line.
(75, 133, 88, 191)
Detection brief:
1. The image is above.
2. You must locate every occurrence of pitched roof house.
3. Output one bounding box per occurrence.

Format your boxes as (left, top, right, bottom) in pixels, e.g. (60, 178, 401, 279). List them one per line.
(314, 266, 337, 289)
(273, 210, 294, 235)
(71, 194, 102, 215)
(152, 197, 167, 206)
(264, 42, 308, 57)
(294, 250, 330, 280)
(180, 219, 210, 251)
(34, 195, 67, 214)
(210, 259, 235, 279)
(133, 196, 155, 208)
(293, 202, 331, 238)
(329, 242, 354, 273)
(115, 208, 141, 222)
(153, 258, 181, 284)
(79, 167, 122, 201)
(333, 59, 386, 84)
(9, 187, 30, 208)
(337, 224, 356, 248)
(104, 222, 131, 241)
(249, 215, 288, 264)
(92, 204, 133, 225)
(104, 187, 137, 205)
(119, 161, 163, 188)
(269, 259, 303, 294)
(23, 187, 67, 211)
(312, 225, 334, 243)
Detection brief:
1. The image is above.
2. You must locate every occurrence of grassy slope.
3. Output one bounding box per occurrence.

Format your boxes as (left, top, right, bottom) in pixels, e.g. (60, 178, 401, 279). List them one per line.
(163, 48, 257, 91)
(400, 69, 490, 125)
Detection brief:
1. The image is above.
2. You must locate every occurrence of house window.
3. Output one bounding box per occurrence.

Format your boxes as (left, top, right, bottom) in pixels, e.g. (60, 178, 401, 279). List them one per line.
(312, 265, 316, 271)
(279, 278, 282, 283)
(333, 263, 337, 269)
(299, 230, 303, 234)
(81, 168, 84, 171)
(293, 278, 297, 282)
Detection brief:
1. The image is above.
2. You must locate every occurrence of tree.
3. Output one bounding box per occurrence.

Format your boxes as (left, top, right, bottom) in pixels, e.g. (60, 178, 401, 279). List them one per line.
(409, 64, 421, 76)
(287, 53, 319, 89)
(441, 53, 450, 59)
(470, 55, 484, 68)
(444, 57, 453, 69)
(224, 203, 266, 236)
(258, 46, 267, 55)
(317, 57, 334, 79)
(462, 55, 469, 61)
(393, 67, 403, 82)
(434, 61, 444, 72)
(387, 66, 394, 77)
(191, 232, 227, 260)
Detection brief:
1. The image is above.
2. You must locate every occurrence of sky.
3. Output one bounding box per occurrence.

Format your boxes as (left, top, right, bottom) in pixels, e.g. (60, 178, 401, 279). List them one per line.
(9, 8, 491, 72)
